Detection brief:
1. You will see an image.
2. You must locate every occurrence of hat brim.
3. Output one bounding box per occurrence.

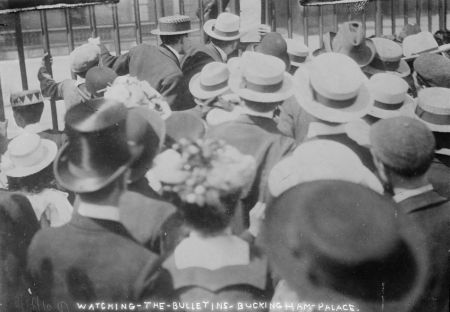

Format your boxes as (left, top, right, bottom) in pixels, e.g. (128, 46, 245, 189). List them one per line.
(4, 139, 57, 178)
(150, 28, 199, 35)
(230, 72, 294, 103)
(369, 94, 415, 119)
(294, 66, 373, 123)
(203, 19, 243, 41)
(363, 59, 411, 78)
(54, 143, 131, 193)
(410, 100, 450, 133)
(189, 72, 230, 100)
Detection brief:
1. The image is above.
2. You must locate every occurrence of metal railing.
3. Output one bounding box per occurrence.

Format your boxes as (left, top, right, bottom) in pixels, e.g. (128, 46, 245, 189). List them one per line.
(0, 0, 448, 128)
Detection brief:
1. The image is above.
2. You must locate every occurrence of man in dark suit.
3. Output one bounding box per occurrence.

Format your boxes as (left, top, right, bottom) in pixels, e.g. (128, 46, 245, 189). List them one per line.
(207, 53, 296, 233)
(182, 12, 241, 84)
(370, 117, 450, 312)
(100, 15, 197, 111)
(27, 99, 164, 309)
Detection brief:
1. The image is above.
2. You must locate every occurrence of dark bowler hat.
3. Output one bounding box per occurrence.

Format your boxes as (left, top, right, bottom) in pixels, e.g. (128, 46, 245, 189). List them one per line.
(151, 15, 198, 36)
(164, 111, 206, 147)
(413, 53, 450, 88)
(85, 66, 118, 97)
(54, 98, 133, 193)
(249, 32, 290, 71)
(262, 180, 428, 312)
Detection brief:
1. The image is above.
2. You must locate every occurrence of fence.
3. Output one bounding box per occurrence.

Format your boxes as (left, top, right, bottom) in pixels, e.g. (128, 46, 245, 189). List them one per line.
(0, 0, 448, 129)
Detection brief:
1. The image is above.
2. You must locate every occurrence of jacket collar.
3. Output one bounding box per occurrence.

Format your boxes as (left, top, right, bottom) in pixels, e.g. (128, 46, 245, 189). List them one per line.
(235, 114, 281, 133)
(159, 44, 181, 67)
(207, 42, 225, 62)
(69, 212, 134, 240)
(397, 190, 449, 214)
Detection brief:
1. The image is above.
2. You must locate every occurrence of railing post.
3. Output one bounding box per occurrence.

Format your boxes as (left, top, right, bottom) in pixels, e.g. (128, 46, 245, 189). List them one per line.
(14, 13, 28, 91)
(391, 0, 395, 35)
(333, 4, 338, 32)
(427, 0, 432, 32)
(287, 0, 293, 38)
(64, 8, 76, 80)
(198, 0, 205, 43)
(112, 3, 121, 55)
(375, 0, 382, 37)
(134, 0, 143, 44)
(439, 0, 447, 30)
(416, 0, 421, 26)
(403, 0, 408, 25)
(0, 76, 5, 122)
(234, 0, 240, 15)
(270, 0, 276, 31)
(319, 6, 324, 49)
(39, 11, 58, 131)
(218, 0, 224, 14)
(156, 0, 165, 18)
(179, 0, 185, 15)
(89, 5, 98, 38)
(303, 6, 309, 46)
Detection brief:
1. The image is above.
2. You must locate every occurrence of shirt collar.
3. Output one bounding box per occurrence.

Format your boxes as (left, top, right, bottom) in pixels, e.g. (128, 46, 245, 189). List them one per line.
(436, 148, 450, 157)
(393, 184, 434, 203)
(212, 43, 228, 62)
(77, 201, 120, 222)
(239, 106, 275, 119)
(164, 44, 182, 63)
(307, 121, 347, 138)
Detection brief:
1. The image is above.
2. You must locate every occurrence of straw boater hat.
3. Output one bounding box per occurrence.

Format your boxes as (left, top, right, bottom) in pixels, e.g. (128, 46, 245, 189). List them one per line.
(367, 73, 413, 119)
(54, 98, 133, 193)
(203, 12, 242, 41)
(10, 90, 44, 108)
(285, 38, 309, 67)
(364, 37, 410, 78)
(189, 62, 230, 100)
(2, 132, 57, 178)
(402, 31, 439, 58)
(262, 180, 428, 312)
(314, 21, 376, 67)
(69, 43, 101, 74)
(414, 87, 450, 132)
(229, 53, 293, 103)
(294, 52, 373, 123)
(151, 15, 198, 35)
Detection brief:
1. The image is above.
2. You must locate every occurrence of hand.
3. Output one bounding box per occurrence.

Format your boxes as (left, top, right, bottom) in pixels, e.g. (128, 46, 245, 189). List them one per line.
(88, 37, 101, 46)
(248, 202, 266, 237)
(257, 24, 271, 38)
(41, 53, 52, 67)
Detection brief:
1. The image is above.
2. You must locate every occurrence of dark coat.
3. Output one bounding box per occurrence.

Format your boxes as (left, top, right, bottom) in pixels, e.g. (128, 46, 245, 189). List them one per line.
(27, 213, 164, 310)
(276, 96, 311, 144)
(397, 190, 450, 312)
(181, 42, 224, 86)
(428, 154, 450, 199)
(0, 191, 39, 312)
(101, 44, 195, 111)
(207, 115, 296, 232)
(119, 190, 177, 254)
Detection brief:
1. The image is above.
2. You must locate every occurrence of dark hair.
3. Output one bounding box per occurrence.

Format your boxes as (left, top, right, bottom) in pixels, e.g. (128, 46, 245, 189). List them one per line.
(177, 192, 240, 236)
(12, 103, 44, 127)
(160, 34, 187, 46)
(210, 37, 238, 50)
(384, 156, 434, 178)
(7, 163, 56, 194)
(433, 132, 450, 149)
(243, 99, 280, 113)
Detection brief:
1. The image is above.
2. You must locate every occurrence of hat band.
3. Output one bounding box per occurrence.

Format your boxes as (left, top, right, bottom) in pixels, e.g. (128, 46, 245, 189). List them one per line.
(415, 106, 450, 125)
(212, 26, 239, 37)
(374, 100, 404, 111)
(243, 78, 283, 93)
(200, 80, 228, 92)
(311, 84, 357, 109)
(289, 54, 307, 64)
(159, 20, 192, 33)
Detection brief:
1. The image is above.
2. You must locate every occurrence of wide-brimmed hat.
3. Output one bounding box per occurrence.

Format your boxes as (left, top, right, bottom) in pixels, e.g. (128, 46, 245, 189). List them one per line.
(413, 53, 450, 88)
(151, 15, 198, 35)
(268, 140, 382, 197)
(364, 37, 411, 78)
(54, 98, 133, 193)
(10, 89, 44, 108)
(203, 12, 242, 41)
(368, 73, 413, 119)
(189, 62, 230, 100)
(402, 31, 439, 58)
(314, 21, 376, 67)
(229, 52, 293, 103)
(69, 43, 101, 74)
(249, 32, 290, 70)
(414, 87, 450, 132)
(262, 180, 428, 312)
(294, 52, 373, 123)
(2, 132, 57, 178)
(285, 38, 309, 67)
(85, 66, 118, 96)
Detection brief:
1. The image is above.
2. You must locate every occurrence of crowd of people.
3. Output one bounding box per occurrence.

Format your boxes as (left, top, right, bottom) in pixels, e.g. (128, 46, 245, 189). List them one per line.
(0, 8, 449, 312)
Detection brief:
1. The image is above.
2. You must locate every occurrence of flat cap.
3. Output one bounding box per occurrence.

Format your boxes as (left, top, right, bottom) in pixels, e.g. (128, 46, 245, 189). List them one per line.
(413, 53, 450, 88)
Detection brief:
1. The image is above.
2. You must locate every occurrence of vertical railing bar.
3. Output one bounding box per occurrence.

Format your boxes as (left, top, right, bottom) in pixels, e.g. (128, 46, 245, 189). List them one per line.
(39, 11, 58, 131)
(416, 0, 421, 26)
(64, 8, 76, 80)
(287, 0, 293, 38)
(88, 5, 97, 38)
(198, 0, 206, 43)
(14, 13, 28, 90)
(303, 6, 309, 46)
(112, 3, 121, 55)
(0, 76, 4, 122)
(270, 0, 276, 31)
(333, 4, 337, 32)
(404, 0, 408, 26)
(362, 7, 367, 36)
(319, 6, 324, 49)
(218, 0, 224, 13)
(179, 0, 185, 15)
(427, 0, 432, 32)
(375, 0, 382, 37)
(390, 0, 395, 35)
(234, 0, 240, 15)
(439, 0, 447, 30)
(134, 0, 143, 44)
(265, 0, 270, 26)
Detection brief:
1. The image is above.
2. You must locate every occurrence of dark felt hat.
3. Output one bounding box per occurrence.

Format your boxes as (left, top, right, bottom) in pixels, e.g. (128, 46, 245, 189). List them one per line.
(262, 180, 428, 312)
(54, 98, 133, 193)
(413, 53, 450, 88)
(85, 66, 118, 96)
(370, 116, 435, 176)
(251, 32, 291, 71)
(164, 111, 206, 147)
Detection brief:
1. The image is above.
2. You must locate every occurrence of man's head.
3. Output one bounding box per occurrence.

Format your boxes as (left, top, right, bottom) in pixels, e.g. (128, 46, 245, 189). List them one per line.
(370, 116, 435, 192)
(151, 15, 198, 54)
(203, 12, 242, 57)
(413, 53, 450, 90)
(10, 90, 45, 128)
(160, 33, 190, 54)
(69, 43, 101, 78)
